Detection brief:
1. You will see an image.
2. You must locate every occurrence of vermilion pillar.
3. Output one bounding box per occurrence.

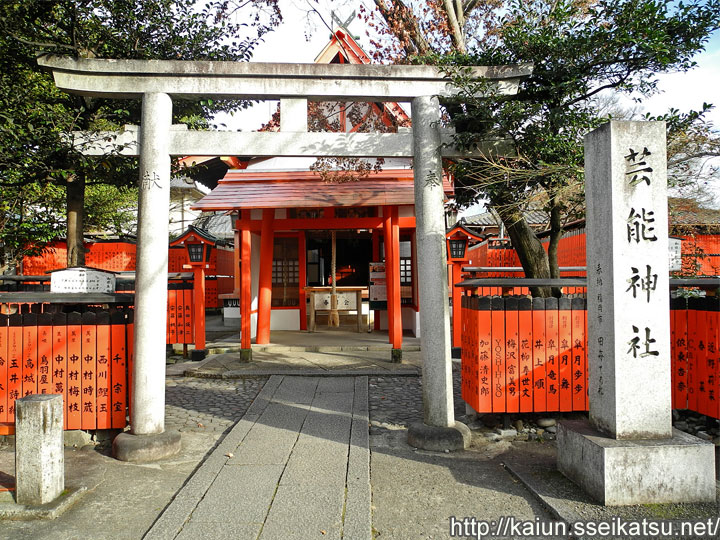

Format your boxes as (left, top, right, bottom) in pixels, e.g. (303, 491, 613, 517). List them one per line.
(372, 230, 381, 331)
(451, 262, 463, 348)
(383, 208, 395, 346)
(240, 224, 252, 353)
(389, 206, 402, 351)
(256, 208, 275, 344)
(192, 266, 206, 352)
(384, 206, 402, 359)
(233, 228, 241, 295)
(298, 233, 307, 331)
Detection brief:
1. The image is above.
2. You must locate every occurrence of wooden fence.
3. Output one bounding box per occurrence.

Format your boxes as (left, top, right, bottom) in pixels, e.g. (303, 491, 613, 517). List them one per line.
(461, 297, 587, 414)
(0, 281, 196, 435)
(466, 230, 720, 279)
(7, 280, 195, 347)
(461, 295, 719, 420)
(672, 296, 719, 418)
(0, 309, 133, 435)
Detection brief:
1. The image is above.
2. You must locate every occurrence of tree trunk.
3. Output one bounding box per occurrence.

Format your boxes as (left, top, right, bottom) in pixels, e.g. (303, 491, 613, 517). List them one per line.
(492, 197, 552, 297)
(442, 0, 466, 53)
(66, 174, 86, 267)
(546, 202, 564, 298)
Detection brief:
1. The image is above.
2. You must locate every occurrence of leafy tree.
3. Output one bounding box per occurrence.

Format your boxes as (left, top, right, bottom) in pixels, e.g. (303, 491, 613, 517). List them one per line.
(658, 107, 720, 207)
(358, 0, 720, 296)
(0, 183, 138, 273)
(0, 183, 64, 273)
(0, 0, 280, 268)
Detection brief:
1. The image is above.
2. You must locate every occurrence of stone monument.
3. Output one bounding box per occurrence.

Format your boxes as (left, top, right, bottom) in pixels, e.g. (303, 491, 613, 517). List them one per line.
(557, 121, 715, 505)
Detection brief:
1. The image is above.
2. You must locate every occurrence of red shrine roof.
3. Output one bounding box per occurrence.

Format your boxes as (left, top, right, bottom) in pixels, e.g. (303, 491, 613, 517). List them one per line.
(191, 169, 452, 211)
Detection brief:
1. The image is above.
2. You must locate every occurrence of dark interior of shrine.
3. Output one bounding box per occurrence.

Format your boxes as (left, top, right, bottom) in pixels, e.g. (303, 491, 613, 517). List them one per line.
(306, 231, 373, 287)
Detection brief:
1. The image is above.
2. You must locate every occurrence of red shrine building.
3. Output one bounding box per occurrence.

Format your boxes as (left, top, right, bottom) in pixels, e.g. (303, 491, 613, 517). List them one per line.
(191, 28, 454, 351)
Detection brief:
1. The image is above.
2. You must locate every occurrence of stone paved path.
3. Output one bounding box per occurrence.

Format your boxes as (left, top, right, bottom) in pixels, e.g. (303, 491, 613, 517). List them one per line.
(146, 376, 370, 540)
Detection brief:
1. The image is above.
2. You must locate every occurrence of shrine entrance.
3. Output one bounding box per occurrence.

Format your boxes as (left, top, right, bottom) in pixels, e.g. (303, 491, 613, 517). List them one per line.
(193, 162, 432, 350)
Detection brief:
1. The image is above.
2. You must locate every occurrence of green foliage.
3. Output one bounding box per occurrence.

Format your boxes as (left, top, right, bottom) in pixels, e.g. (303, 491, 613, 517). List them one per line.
(0, 183, 65, 268)
(82, 184, 139, 236)
(438, 0, 719, 216)
(0, 0, 280, 264)
(0, 182, 137, 268)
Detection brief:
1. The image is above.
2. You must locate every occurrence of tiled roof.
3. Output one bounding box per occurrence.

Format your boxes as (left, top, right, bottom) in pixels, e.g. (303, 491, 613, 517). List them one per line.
(464, 209, 550, 226)
(192, 213, 234, 240)
(192, 169, 451, 211)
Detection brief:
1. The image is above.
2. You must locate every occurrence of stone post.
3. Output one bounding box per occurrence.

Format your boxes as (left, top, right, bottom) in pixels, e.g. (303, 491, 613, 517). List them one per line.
(280, 98, 308, 132)
(113, 92, 181, 462)
(15, 395, 63, 505)
(407, 96, 469, 451)
(557, 121, 715, 505)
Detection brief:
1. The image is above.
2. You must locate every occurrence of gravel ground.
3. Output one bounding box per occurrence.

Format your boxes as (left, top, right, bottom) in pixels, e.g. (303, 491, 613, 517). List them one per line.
(369, 364, 464, 434)
(165, 376, 267, 434)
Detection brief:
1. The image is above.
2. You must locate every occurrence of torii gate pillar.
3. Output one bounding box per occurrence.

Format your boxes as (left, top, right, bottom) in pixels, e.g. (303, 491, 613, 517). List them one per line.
(407, 96, 470, 451)
(113, 92, 181, 461)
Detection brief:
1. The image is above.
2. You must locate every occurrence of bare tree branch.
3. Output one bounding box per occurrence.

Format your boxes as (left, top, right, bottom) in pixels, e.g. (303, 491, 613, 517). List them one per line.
(373, 0, 431, 57)
(463, 0, 482, 16)
(443, 0, 467, 53)
(8, 32, 78, 53)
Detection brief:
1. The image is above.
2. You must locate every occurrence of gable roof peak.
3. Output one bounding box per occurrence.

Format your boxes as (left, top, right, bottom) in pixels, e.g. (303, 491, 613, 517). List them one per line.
(314, 28, 371, 65)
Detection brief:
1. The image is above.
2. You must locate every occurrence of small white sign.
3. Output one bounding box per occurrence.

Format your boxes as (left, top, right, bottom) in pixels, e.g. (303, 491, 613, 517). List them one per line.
(314, 291, 356, 310)
(50, 267, 116, 293)
(668, 237, 682, 272)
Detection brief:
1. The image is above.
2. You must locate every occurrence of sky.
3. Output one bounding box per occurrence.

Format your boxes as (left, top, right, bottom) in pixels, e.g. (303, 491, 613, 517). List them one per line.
(219, 0, 720, 131)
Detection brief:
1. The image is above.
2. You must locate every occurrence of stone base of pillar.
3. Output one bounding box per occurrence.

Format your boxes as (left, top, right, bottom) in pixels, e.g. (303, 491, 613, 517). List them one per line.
(239, 348, 252, 363)
(190, 349, 207, 362)
(113, 430, 181, 463)
(0, 486, 87, 520)
(557, 419, 715, 506)
(407, 421, 470, 452)
(391, 349, 402, 363)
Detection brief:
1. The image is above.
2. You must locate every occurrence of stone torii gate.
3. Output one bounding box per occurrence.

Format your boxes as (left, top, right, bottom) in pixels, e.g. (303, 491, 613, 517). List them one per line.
(39, 56, 531, 459)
